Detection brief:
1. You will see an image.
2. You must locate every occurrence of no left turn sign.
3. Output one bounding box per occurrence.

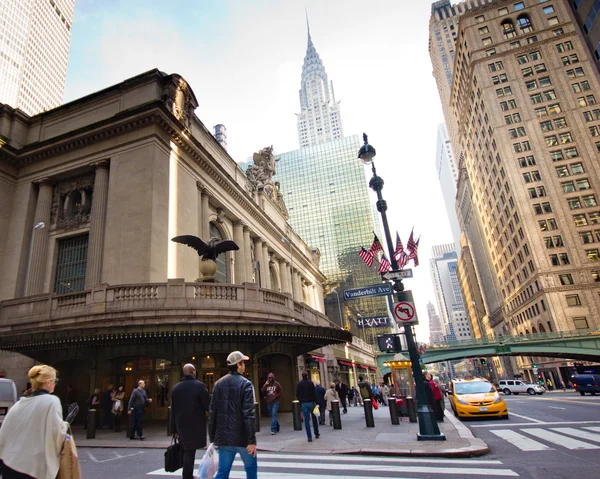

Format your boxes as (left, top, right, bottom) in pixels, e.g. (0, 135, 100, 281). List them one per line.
(393, 301, 416, 323)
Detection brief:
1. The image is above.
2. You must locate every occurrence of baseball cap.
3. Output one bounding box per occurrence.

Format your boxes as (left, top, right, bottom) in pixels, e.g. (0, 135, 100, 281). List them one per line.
(227, 351, 249, 365)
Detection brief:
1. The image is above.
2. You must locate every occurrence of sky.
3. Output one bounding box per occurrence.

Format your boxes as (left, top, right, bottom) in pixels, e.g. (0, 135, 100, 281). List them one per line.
(64, 0, 454, 341)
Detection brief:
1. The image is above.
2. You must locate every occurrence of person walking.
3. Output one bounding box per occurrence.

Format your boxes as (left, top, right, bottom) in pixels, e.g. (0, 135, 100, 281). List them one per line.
(358, 375, 373, 403)
(260, 373, 282, 435)
(346, 385, 354, 408)
(0, 365, 68, 479)
(335, 379, 348, 414)
(382, 383, 390, 406)
(296, 371, 320, 442)
(112, 385, 125, 432)
(324, 383, 339, 426)
(423, 373, 435, 412)
(100, 384, 115, 430)
(85, 387, 101, 430)
(209, 351, 257, 479)
(315, 380, 326, 425)
(128, 380, 152, 440)
(351, 386, 360, 407)
(547, 378, 554, 391)
(64, 383, 79, 423)
(429, 376, 444, 422)
(171, 363, 211, 479)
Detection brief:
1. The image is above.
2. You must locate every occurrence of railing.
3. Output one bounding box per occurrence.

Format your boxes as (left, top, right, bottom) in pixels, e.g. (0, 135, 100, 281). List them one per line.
(56, 292, 87, 308)
(114, 286, 159, 301)
(194, 284, 237, 300)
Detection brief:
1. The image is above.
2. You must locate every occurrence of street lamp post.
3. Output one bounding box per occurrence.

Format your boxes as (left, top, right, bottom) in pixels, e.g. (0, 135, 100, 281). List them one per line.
(282, 237, 294, 300)
(358, 133, 444, 440)
(331, 288, 345, 330)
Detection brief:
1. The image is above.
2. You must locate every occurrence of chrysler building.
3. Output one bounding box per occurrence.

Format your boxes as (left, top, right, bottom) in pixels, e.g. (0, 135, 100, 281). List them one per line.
(296, 19, 343, 148)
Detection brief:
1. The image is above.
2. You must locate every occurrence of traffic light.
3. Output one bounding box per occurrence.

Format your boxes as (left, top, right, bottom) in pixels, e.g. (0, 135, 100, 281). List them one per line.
(480, 358, 487, 365)
(378, 334, 401, 353)
(532, 363, 537, 368)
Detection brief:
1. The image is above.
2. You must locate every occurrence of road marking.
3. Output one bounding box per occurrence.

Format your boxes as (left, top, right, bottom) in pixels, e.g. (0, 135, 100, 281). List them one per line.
(522, 428, 600, 450)
(490, 429, 552, 451)
(507, 412, 545, 423)
(548, 406, 566, 410)
(535, 397, 600, 406)
(472, 420, 600, 428)
(86, 450, 144, 463)
(149, 472, 516, 478)
(584, 427, 600, 433)
(552, 427, 600, 443)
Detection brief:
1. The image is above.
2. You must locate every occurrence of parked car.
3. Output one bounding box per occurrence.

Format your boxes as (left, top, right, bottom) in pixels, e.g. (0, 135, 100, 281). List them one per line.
(571, 374, 600, 396)
(447, 378, 508, 420)
(498, 379, 545, 395)
(0, 378, 17, 427)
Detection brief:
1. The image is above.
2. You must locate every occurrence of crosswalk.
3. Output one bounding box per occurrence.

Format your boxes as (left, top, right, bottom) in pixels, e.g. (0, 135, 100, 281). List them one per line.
(147, 452, 518, 477)
(490, 426, 600, 452)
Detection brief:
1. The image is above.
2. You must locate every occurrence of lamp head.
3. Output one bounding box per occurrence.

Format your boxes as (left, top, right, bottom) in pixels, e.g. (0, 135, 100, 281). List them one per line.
(34, 222, 45, 230)
(358, 133, 376, 164)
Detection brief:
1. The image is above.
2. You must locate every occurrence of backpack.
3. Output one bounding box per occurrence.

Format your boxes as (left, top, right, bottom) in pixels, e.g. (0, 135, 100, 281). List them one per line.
(359, 383, 370, 399)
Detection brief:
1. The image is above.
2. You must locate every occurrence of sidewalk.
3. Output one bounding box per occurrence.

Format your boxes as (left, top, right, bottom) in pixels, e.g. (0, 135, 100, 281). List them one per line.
(74, 404, 489, 457)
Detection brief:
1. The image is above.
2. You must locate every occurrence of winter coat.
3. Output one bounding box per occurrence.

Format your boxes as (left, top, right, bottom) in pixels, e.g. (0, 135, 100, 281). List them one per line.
(296, 378, 317, 403)
(315, 385, 326, 408)
(112, 390, 125, 415)
(208, 372, 256, 447)
(324, 388, 339, 411)
(430, 380, 443, 401)
(171, 376, 211, 450)
(260, 378, 282, 405)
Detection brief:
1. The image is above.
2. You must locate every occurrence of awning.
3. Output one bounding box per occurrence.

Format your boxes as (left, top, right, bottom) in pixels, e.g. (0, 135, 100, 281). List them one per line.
(369, 366, 378, 371)
(359, 364, 369, 369)
(338, 360, 354, 367)
(310, 355, 327, 363)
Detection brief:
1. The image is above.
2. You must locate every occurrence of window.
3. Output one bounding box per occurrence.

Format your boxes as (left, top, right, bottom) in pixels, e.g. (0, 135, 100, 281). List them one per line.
(483, 37, 493, 46)
(548, 16, 559, 25)
(578, 95, 597, 107)
(519, 155, 536, 167)
(539, 76, 552, 87)
(527, 35, 539, 43)
(522, 67, 534, 77)
(475, 15, 485, 24)
(571, 162, 584, 174)
(54, 234, 89, 294)
(540, 121, 553, 132)
(518, 15, 533, 32)
(543, 5, 555, 14)
(526, 80, 538, 90)
(544, 90, 557, 101)
(493, 73, 509, 84)
(590, 212, 600, 224)
(546, 135, 559, 146)
(556, 165, 569, 177)
(562, 181, 575, 193)
(497, 87, 512, 97)
(479, 26, 490, 34)
(535, 107, 548, 118)
(574, 317, 589, 329)
(554, 117, 567, 128)
(566, 294, 581, 306)
(583, 109, 600, 122)
(210, 222, 229, 283)
(510, 40, 521, 48)
(548, 103, 562, 114)
(534, 63, 547, 74)
(557, 41, 574, 52)
(489, 61, 504, 72)
(551, 150, 564, 161)
(562, 54, 579, 65)
(592, 271, 600, 282)
(501, 20, 516, 39)
(517, 54, 529, 65)
(559, 132, 573, 143)
(591, 126, 600, 137)
(566, 67, 585, 79)
(574, 213, 588, 226)
(498, 7, 509, 15)
(486, 48, 497, 56)
(539, 218, 557, 231)
(531, 93, 543, 104)
(580, 231, 594, 244)
(586, 249, 600, 261)
(565, 147, 579, 159)
(549, 254, 560, 266)
(505, 113, 522, 124)
(577, 178, 591, 190)
(583, 195, 598, 207)
(568, 197, 582, 209)
(514, 2, 525, 11)
(559, 274, 574, 285)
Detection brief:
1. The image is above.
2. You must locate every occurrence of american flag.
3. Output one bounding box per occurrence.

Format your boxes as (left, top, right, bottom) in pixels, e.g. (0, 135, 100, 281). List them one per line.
(369, 234, 384, 256)
(358, 247, 375, 267)
(406, 228, 417, 255)
(408, 236, 420, 266)
(378, 254, 391, 274)
(397, 251, 409, 269)
(393, 232, 404, 262)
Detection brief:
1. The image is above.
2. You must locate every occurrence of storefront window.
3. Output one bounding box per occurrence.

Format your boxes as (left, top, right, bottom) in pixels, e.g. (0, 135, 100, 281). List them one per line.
(156, 359, 171, 371)
(138, 357, 153, 371)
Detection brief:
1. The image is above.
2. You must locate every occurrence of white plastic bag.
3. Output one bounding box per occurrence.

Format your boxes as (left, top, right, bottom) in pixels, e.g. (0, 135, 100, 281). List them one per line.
(197, 443, 219, 479)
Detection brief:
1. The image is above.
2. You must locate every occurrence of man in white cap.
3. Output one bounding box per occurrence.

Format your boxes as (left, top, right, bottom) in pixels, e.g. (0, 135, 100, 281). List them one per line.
(209, 351, 257, 479)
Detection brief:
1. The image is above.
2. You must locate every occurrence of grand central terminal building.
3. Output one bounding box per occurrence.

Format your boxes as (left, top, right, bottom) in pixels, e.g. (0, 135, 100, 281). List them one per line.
(0, 70, 376, 419)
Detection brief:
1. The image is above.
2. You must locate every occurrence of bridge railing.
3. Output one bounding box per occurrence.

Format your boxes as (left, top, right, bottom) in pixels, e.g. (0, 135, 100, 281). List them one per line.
(421, 328, 600, 350)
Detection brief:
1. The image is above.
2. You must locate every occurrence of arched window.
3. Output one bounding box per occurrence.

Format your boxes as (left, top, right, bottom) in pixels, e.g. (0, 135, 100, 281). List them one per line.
(538, 323, 546, 333)
(501, 20, 516, 39)
(209, 222, 228, 283)
(517, 14, 533, 33)
(532, 326, 538, 334)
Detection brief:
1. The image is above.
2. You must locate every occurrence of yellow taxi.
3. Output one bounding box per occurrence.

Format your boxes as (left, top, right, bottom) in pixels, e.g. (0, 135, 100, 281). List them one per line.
(448, 377, 509, 420)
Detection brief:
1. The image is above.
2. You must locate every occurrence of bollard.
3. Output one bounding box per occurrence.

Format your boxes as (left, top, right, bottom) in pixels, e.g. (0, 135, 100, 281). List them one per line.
(292, 400, 302, 431)
(167, 406, 172, 436)
(406, 396, 417, 423)
(254, 403, 260, 432)
(363, 399, 375, 428)
(388, 397, 400, 425)
(86, 409, 97, 439)
(331, 400, 342, 430)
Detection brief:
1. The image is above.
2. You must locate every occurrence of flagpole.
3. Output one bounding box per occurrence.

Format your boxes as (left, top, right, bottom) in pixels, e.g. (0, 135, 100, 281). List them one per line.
(358, 133, 444, 441)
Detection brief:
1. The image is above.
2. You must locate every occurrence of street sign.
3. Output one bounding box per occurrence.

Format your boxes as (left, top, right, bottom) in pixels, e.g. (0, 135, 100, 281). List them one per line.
(343, 283, 393, 300)
(382, 269, 413, 280)
(393, 301, 416, 323)
(358, 315, 390, 328)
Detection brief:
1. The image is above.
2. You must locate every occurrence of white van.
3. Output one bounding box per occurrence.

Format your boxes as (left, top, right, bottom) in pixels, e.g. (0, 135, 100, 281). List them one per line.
(498, 379, 545, 395)
(0, 378, 17, 427)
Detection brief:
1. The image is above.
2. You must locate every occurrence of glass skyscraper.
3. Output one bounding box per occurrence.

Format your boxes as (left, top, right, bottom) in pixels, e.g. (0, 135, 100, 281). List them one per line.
(274, 135, 390, 340)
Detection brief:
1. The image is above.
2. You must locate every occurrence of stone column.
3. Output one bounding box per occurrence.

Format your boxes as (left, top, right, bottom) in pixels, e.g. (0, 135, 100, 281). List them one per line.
(314, 284, 325, 313)
(262, 243, 270, 289)
(279, 259, 289, 293)
(253, 238, 264, 287)
(243, 227, 252, 283)
(233, 221, 245, 285)
(85, 161, 110, 288)
(27, 179, 53, 296)
(201, 188, 211, 240)
(294, 272, 303, 302)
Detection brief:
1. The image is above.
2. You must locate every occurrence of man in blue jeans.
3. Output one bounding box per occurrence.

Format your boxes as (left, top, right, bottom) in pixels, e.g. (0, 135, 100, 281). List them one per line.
(260, 373, 282, 435)
(209, 351, 257, 479)
(296, 371, 320, 442)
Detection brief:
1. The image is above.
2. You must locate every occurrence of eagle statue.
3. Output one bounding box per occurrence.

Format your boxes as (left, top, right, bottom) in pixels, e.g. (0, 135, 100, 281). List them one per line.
(171, 235, 239, 261)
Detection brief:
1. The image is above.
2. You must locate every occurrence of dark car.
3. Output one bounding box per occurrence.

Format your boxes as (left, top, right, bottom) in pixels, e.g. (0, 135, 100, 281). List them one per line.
(571, 374, 600, 396)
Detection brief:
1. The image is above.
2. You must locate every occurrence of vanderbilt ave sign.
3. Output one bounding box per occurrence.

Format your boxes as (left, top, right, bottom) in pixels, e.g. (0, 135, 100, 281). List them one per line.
(343, 283, 393, 300)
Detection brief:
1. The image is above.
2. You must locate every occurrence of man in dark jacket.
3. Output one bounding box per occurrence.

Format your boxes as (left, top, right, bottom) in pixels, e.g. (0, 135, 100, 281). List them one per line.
(100, 385, 114, 430)
(209, 351, 257, 479)
(296, 371, 319, 442)
(127, 380, 152, 440)
(336, 379, 349, 413)
(358, 375, 373, 401)
(260, 373, 282, 435)
(315, 380, 326, 425)
(171, 364, 211, 479)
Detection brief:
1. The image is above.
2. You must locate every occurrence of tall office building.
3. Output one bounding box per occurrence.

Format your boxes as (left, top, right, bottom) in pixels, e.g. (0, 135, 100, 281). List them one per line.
(430, 244, 472, 341)
(427, 301, 445, 343)
(296, 21, 344, 148)
(570, 0, 600, 70)
(435, 123, 462, 249)
(431, 0, 600, 382)
(0, 0, 75, 116)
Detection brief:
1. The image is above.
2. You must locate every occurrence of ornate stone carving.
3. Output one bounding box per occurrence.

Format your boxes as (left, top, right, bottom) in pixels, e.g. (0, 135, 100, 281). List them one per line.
(50, 178, 94, 231)
(311, 248, 321, 268)
(162, 76, 197, 129)
(246, 146, 278, 195)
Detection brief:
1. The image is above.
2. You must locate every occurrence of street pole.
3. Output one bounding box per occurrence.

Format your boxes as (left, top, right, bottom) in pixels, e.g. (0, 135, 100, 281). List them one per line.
(358, 133, 444, 440)
(332, 288, 344, 329)
(282, 237, 294, 300)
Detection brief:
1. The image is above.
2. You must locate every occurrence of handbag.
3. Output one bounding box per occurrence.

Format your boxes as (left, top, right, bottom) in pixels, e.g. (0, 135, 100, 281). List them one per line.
(372, 399, 379, 410)
(198, 443, 219, 479)
(165, 437, 184, 472)
(57, 427, 82, 479)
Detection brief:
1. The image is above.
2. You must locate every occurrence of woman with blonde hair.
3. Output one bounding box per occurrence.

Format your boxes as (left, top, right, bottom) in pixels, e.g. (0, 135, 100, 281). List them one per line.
(323, 382, 340, 426)
(0, 365, 68, 478)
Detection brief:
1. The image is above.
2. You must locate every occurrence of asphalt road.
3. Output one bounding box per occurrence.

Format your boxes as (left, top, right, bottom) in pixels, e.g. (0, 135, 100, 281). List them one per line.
(77, 391, 599, 478)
